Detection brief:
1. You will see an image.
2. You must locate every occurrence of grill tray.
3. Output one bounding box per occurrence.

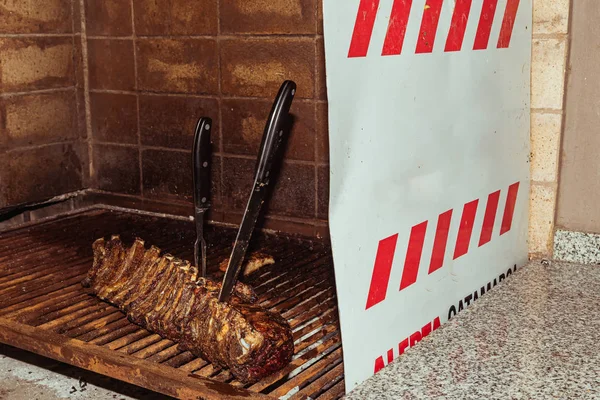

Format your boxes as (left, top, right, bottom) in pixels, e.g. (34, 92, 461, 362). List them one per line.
(0, 208, 344, 399)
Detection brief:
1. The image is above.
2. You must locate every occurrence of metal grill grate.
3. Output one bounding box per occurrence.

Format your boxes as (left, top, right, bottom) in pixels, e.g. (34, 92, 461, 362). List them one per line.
(0, 208, 344, 399)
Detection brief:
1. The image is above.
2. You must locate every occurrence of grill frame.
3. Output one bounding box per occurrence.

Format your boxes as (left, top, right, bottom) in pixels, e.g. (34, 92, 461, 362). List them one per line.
(0, 207, 344, 400)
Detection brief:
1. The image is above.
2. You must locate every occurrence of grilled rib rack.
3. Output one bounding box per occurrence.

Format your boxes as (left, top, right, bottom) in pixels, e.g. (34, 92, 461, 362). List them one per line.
(0, 208, 344, 400)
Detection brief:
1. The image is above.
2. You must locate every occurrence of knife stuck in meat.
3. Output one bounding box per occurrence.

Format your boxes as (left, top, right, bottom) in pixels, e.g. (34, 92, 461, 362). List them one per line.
(218, 80, 296, 303)
(192, 117, 211, 278)
(81, 80, 298, 383)
(82, 236, 293, 384)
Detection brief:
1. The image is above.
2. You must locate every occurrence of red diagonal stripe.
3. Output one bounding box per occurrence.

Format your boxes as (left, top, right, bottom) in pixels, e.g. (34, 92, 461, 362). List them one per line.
(500, 182, 520, 235)
(365, 234, 399, 310)
(422, 322, 432, 338)
(382, 0, 413, 56)
(473, 0, 498, 50)
(374, 356, 385, 373)
(444, 0, 473, 52)
(453, 199, 479, 259)
(415, 0, 444, 54)
(497, 0, 520, 48)
(479, 190, 501, 247)
(348, 0, 381, 58)
(429, 209, 453, 274)
(399, 221, 428, 291)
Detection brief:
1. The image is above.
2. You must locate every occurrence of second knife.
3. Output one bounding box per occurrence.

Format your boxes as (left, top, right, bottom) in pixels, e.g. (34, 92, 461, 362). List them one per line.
(192, 117, 212, 278)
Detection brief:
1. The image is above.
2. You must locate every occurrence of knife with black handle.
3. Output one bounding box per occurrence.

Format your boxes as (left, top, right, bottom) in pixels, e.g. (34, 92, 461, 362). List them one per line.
(218, 80, 297, 302)
(192, 117, 212, 278)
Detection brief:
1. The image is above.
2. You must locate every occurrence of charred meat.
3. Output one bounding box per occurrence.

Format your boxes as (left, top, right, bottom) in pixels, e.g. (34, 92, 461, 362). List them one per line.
(218, 251, 275, 277)
(82, 236, 294, 384)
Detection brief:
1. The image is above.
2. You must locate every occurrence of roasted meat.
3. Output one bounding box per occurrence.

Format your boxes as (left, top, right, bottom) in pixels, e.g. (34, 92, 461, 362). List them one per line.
(218, 251, 275, 276)
(82, 236, 294, 384)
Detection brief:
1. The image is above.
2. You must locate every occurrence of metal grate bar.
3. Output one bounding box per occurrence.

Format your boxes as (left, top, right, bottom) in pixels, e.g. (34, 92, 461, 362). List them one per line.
(0, 209, 345, 399)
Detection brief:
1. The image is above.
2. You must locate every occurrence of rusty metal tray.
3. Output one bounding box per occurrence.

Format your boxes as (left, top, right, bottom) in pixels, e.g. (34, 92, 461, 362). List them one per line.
(0, 208, 344, 399)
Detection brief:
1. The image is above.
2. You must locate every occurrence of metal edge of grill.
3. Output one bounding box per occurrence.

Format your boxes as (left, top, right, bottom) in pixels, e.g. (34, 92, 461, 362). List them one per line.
(0, 207, 345, 400)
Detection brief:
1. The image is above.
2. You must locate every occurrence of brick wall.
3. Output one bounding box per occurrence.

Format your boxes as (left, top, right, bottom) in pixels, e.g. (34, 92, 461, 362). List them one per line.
(4, 1, 564, 245)
(0, 0, 87, 209)
(82, 0, 328, 236)
(528, 0, 570, 256)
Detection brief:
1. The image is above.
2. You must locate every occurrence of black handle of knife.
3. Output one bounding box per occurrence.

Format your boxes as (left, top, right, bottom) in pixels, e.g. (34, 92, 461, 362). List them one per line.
(218, 80, 296, 302)
(253, 81, 296, 185)
(193, 117, 211, 277)
(193, 117, 212, 209)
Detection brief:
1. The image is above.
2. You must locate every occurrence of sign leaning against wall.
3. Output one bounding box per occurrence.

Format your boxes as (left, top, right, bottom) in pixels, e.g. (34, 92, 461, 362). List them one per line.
(322, 0, 532, 392)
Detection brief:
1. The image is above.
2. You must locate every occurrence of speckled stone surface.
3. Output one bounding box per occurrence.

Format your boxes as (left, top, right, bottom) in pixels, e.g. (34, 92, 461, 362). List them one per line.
(346, 260, 600, 399)
(554, 230, 600, 264)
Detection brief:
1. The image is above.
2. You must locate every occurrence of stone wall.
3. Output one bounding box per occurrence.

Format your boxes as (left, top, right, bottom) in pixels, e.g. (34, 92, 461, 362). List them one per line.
(79, 0, 328, 236)
(529, 0, 570, 256)
(0, 0, 87, 209)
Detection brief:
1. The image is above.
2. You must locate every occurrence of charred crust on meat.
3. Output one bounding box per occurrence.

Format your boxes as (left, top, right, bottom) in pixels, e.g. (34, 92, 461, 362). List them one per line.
(218, 251, 275, 277)
(82, 238, 293, 384)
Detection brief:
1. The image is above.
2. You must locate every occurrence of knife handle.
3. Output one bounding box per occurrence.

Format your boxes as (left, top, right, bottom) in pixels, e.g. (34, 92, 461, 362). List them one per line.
(193, 117, 212, 209)
(254, 80, 296, 187)
(217, 81, 296, 303)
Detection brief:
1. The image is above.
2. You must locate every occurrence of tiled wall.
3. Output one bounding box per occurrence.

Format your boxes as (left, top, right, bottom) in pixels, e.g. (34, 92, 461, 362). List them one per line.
(528, 0, 571, 256)
(82, 0, 328, 236)
(1, 1, 572, 246)
(0, 0, 87, 209)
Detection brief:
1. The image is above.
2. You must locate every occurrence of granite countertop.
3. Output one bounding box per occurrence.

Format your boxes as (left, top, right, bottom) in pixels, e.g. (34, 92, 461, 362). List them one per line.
(346, 260, 600, 399)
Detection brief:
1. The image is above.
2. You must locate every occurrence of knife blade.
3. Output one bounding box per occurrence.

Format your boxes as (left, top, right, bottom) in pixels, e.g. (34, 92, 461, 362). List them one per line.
(192, 117, 212, 278)
(218, 80, 297, 303)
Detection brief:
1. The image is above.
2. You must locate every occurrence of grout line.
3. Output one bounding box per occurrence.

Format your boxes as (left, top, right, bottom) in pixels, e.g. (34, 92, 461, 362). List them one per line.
(217, 0, 224, 209)
(70, 0, 83, 184)
(208, 33, 316, 40)
(78, 0, 93, 185)
(530, 181, 559, 188)
(3, 140, 82, 154)
(87, 88, 319, 103)
(69, 0, 76, 84)
(0, 33, 73, 38)
(314, 0, 320, 34)
(531, 108, 564, 115)
(94, 141, 213, 154)
(87, 35, 135, 40)
(88, 141, 322, 166)
(70, 0, 76, 39)
(314, 0, 322, 220)
(0, 86, 326, 104)
(86, 192, 327, 233)
(531, 33, 569, 40)
(0, 87, 76, 98)
(86, 34, 317, 40)
(85, 34, 319, 42)
(130, 0, 143, 197)
(313, 15, 319, 219)
(92, 141, 139, 149)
